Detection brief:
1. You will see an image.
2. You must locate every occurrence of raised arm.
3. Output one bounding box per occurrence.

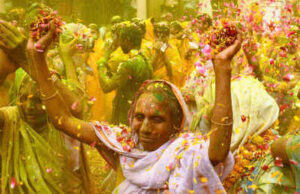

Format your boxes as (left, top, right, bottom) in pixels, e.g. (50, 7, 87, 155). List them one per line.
(0, 20, 85, 119)
(59, 38, 80, 84)
(209, 34, 242, 165)
(53, 78, 85, 119)
(0, 20, 27, 73)
(26, 25, 99, 145)
(97, 59, 129, 93)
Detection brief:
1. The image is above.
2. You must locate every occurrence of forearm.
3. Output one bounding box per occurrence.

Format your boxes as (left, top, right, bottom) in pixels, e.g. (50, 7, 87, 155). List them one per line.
(97, 66, 117, 93)
(61, 52, 79, 84)
(209, 61, 233, 165)
(29, 52, 98, 144)
(54, 79, 84, 118)
(30, 53, 72, 122)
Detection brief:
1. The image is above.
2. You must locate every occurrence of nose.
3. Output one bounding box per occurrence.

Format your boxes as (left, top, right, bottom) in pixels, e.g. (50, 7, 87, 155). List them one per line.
(140, 118, 151, 134)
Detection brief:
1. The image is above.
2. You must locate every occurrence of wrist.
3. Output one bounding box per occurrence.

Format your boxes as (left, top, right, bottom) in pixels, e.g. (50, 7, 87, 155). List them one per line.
(214, 62, 232, 75)
(30, 50, 45, 61)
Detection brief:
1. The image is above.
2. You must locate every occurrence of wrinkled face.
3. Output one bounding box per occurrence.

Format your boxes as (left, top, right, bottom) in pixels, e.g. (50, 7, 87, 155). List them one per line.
(19, 82, 47, 131)
(133, 93, 174, 151)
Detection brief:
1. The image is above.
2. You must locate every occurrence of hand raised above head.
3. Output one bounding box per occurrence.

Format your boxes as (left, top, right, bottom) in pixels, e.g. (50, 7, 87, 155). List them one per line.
(59, 36, 78, 57)
(27, 21, 55, 56)
(0, 19, 26, 50)
(213, 31, 243, 71)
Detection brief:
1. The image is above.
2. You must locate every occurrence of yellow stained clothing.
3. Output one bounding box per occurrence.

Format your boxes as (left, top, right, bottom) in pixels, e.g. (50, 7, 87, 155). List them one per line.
(181, 21, 189, 28)
(140, 39, 153, 59)
(191, 32, 200, 43)
(87, 38, 110, 121)
(145, 18, 154, 41)
(108, 47, 129, 73)
(179, 37, 199, 77)
(152, 43, 184, 87)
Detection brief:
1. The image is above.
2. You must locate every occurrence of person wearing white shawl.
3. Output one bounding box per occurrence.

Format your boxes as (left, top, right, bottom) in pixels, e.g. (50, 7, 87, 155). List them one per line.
(25, 22, 244, 193)
(183, 69, 279, 153)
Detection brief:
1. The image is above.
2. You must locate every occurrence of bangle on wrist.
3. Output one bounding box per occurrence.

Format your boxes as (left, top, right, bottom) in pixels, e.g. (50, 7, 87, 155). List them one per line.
(211, 119, 233, 126)
(40, 91, 58, 101)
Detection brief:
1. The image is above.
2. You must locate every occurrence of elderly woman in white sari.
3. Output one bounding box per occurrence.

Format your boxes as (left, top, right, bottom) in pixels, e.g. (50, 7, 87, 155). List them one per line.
(24, 23, 242, 193)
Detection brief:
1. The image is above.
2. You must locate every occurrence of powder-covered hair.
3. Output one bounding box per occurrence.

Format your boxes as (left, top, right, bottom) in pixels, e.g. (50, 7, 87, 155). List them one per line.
(154, 22, 170, 37)
(119, 22, 143, 49)
(132, 82, 183, 131)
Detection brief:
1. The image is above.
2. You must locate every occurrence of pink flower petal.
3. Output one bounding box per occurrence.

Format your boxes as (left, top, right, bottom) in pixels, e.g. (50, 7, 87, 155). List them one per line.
(289, 159, 299, 166)
(71, 101, 79, 110)
(283, 73, 294, 82)
(274, 157, 284, 167)
(46, 168, 53, 173)
(10, 177, 16, 189)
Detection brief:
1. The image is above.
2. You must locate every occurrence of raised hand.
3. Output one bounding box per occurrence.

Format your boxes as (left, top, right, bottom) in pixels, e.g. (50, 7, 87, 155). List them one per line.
(0, 19, 26, 50)
(59, 36, 78, 57)
(213, 32, 242, 69)
(0, 19, 27, 67)
(209, 29, 242, 165)
(27, 21, 55, 56)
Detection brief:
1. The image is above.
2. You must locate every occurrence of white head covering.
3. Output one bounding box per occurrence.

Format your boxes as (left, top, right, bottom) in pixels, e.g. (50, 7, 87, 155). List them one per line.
(92, 80, 233, 193)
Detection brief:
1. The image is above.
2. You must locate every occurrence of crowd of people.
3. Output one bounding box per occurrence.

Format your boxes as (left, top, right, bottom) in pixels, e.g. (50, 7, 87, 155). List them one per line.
(0, 1, 299, 193)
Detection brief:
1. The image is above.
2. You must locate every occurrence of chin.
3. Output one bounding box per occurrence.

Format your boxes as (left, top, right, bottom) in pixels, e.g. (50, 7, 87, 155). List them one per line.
(141, 142, 158, 152)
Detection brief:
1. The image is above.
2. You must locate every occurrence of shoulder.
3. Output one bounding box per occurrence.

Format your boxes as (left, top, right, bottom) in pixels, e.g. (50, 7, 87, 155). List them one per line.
(91, 121, 135, 152)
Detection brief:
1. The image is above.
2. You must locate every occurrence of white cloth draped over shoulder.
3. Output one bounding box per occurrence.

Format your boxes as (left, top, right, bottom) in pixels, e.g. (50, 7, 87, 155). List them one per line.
(183, 75, 279, 153)
(92, 123, 233, 194)
(91, 80, 234, 193)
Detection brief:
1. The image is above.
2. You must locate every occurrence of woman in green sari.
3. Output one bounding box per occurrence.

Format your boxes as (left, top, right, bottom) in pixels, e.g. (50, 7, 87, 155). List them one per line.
(0, 70, 90, 193)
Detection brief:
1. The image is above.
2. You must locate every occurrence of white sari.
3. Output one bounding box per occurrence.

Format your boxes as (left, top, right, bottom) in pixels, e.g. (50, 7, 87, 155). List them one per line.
(91, 80, 234, 193)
